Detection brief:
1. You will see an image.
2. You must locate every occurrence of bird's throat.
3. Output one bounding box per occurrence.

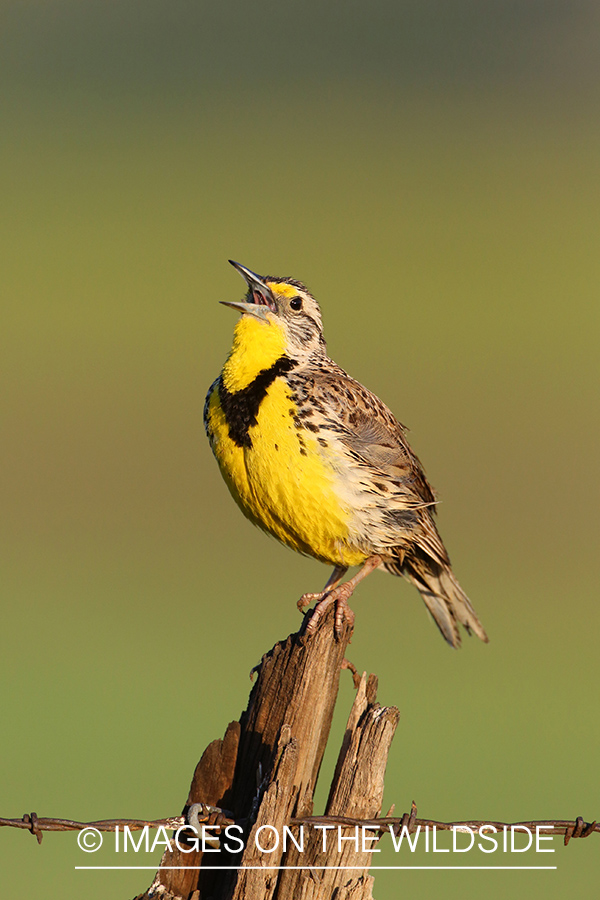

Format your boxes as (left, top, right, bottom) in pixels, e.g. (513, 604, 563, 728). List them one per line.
(221, 316, 287, 393)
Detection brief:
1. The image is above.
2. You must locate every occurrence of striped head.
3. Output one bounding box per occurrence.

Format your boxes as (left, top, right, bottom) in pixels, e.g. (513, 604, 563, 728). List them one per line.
(222, 261, 327, 368)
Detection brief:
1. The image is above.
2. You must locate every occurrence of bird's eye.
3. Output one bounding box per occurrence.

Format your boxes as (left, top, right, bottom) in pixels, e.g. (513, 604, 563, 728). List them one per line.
(290, 297, 302, 311)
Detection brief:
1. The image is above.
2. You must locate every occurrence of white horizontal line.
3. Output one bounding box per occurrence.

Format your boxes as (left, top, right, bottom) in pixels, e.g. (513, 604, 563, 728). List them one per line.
(76, 865, 557, 871)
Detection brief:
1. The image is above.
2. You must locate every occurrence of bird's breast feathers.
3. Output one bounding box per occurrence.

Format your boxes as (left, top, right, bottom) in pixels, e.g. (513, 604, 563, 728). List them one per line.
(205, 369, 367, 568)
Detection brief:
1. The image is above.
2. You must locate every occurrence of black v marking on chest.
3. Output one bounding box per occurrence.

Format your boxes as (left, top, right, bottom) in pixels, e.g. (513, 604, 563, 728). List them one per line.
(218, 355, 297, 448)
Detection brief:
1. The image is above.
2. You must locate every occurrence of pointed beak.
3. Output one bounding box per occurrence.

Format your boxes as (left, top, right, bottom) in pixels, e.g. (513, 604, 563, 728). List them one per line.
(220, 260, 277, 319)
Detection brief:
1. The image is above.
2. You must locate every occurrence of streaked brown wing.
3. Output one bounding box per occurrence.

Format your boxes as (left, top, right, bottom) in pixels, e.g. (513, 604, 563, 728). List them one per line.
(311, 369, 436, 506)
(309, 368, 451, 566)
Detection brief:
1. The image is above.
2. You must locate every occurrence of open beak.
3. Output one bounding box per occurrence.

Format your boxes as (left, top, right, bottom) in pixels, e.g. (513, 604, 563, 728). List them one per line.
(220, 260, 277, 319)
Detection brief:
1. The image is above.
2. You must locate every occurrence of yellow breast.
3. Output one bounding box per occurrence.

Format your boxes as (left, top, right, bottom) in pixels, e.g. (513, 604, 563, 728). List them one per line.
(205, 325, 367, 568)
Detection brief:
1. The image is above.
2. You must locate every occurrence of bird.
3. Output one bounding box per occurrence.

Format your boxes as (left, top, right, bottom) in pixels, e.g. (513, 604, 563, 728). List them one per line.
(204, 261, 488, 647)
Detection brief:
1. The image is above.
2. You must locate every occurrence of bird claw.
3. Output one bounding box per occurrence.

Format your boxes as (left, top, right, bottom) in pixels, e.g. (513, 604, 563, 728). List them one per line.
(297, 590, 326, 613)
(304, 584, 355, 638)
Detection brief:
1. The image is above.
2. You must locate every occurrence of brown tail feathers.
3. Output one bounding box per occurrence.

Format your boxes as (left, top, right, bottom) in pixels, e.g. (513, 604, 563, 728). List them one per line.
(385, 548, 488, 648)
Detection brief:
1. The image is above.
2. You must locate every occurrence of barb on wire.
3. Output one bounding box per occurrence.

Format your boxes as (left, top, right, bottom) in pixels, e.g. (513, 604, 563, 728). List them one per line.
(1, 803, 597, 848)
(0, 805, 232, 844)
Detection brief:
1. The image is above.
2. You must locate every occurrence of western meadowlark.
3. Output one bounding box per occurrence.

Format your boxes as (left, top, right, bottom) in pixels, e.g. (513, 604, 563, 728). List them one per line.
(204, 261, 488, 647)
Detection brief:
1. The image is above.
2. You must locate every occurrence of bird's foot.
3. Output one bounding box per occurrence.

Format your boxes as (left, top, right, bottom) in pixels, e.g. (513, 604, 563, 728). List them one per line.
(298, 557, 381, 638)
(297, 589, 327, 612)
(301, 582, 356, 638)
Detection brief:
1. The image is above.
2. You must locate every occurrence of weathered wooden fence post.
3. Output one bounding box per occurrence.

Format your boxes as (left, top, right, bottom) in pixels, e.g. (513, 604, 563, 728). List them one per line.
(135, 607, 399, 900)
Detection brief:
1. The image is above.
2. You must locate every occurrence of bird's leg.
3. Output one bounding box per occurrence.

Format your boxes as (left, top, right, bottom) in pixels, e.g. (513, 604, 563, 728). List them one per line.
(301, 555, 383, 637)
(297, 565, 348, 612)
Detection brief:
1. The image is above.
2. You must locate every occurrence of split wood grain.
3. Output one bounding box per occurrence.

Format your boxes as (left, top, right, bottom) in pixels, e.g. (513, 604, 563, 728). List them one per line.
(134, 608, 398, 900)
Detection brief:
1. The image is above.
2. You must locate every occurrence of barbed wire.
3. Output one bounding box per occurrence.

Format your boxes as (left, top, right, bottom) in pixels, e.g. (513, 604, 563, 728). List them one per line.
(2, 802, 597, 847)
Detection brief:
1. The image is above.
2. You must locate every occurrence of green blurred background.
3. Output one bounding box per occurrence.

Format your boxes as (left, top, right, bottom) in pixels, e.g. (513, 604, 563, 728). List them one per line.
(1, 1, 599, 897)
